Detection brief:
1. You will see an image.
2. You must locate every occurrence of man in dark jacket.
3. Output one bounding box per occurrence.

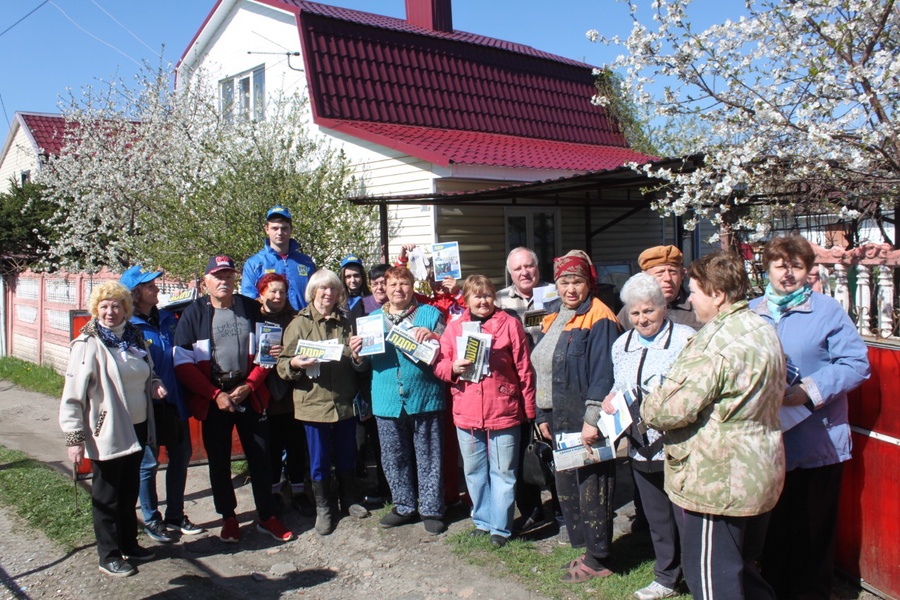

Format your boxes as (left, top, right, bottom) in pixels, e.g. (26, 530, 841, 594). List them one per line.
(174, 255, 293, 544)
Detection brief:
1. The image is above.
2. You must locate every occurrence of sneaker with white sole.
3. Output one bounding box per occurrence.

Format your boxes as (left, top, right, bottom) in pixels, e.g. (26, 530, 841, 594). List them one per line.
(257, 516, 295, 542)
(166, 516, 205, 535)
(634, 580, 678, 600)
(144, 519, 173, 543)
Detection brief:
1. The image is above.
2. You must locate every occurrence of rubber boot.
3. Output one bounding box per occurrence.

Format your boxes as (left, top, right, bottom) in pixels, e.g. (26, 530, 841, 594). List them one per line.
(311, 480, 334, 535)
(337, 471, 370, 519)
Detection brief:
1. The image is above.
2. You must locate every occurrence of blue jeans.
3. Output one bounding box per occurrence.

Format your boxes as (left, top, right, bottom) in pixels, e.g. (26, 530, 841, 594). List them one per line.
(139, 419, 192, 523)
(457, 425, 520, 538)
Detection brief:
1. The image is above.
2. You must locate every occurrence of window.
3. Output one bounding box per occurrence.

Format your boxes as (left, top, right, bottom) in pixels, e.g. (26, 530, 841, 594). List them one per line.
(20, 170, 31, 186)
(220, 66, 265, 123)
(504, 208, 561, 284)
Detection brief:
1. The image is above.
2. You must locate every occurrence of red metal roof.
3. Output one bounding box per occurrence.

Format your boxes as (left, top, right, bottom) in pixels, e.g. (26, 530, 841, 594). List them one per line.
(322, 119, 654, 170)
(19, 113, 68, 156)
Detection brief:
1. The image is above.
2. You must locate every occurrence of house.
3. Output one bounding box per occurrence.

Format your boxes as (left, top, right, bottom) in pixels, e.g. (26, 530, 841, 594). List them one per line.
(176, 0, 696, 281)
(0, 112, 67, 194)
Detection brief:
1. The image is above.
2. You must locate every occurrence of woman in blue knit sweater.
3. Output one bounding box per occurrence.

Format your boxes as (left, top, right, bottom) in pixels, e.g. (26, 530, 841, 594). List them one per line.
(369, 266, 447, 534)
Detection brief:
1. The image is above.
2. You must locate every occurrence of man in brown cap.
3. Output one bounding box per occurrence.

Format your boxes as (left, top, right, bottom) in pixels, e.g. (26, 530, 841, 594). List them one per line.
(617, 245, 701, 332)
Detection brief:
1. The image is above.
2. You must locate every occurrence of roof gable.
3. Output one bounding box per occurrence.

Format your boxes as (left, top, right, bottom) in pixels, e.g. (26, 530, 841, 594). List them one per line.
(18, 113, 68, 157)
(262, 0, 627, 148)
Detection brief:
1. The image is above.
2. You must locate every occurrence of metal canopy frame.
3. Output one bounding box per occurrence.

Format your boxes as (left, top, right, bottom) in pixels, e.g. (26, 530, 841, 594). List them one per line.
(347, 155, 704, 259)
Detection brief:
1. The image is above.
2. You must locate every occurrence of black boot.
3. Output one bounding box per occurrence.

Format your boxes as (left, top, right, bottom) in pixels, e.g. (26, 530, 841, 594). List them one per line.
(311, 480, 334, 535)
(336, 471, 370, 519)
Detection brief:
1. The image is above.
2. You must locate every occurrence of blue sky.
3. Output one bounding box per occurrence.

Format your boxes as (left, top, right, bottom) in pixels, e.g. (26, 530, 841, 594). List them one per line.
(0, 0, 746, 143)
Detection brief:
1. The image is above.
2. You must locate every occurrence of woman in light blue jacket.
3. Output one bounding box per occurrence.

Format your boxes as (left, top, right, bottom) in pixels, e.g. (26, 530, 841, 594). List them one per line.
(750, 235, 870, 600)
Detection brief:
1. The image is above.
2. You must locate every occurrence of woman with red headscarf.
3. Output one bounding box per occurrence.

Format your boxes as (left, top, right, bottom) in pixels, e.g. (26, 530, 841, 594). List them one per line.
(256, 274, 309, 514)
(531, 250, 621, 582)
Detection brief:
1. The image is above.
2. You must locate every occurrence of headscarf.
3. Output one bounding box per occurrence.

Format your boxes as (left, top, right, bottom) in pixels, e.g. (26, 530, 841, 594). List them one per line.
(553, 250, 597, 289)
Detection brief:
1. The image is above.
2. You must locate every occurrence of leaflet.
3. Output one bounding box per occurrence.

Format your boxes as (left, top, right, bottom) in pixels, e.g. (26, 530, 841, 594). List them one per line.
(356, 314, 385, 356)
(254, 322, 283, 367)
(431, 241, 462, 280)
(595, 388, 636, 443)
(294, 339, 343, 362)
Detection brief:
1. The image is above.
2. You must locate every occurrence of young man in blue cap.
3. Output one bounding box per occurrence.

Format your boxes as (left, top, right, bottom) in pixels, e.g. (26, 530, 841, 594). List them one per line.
(339, 254, 373, 324)
(241, 206, 316, 311)
(120, 266, 204, 543)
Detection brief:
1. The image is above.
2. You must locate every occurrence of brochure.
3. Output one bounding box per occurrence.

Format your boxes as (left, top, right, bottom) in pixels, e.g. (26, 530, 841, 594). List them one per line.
(552, 431, 616, 471)
(294, 339, 344, 362)
(356, 314, 385, 356)
(431, 241, 462, 280)
(254, 322, 283, 367)
(595, 388, 636, 444)
(385, 325, 440, 365)
(530, 285, 558, 310)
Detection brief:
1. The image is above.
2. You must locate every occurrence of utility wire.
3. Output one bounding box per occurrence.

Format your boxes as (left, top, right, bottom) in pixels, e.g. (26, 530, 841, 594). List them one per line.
(0, 0, 50, 39)
(90, 0, 161, 58)
(0, 93, 11, 129)
(49, 0, 141, 67)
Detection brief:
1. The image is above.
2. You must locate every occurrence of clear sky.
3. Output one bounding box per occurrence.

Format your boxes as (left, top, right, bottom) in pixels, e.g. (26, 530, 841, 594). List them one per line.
(0, 0, 746, 143)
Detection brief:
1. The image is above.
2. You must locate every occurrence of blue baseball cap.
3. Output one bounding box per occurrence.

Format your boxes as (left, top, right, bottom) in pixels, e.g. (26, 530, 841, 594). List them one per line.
(120, 265, 163, 291)
(340, 254, 364, 270)
(266, 205, 292, 222)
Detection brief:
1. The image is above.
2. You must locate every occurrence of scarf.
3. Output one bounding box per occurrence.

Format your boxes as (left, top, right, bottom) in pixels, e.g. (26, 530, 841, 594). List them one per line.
(765, 283, 812, 323)
(383, 298, 419, 328)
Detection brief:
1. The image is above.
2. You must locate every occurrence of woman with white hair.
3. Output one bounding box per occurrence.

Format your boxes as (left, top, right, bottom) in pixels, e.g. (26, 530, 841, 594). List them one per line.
(602, 273, 694, 600)
(277, 269, 368, 535)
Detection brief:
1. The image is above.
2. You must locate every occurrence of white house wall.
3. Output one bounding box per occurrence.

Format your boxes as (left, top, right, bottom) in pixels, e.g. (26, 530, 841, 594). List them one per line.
(0, 124, 39, 194)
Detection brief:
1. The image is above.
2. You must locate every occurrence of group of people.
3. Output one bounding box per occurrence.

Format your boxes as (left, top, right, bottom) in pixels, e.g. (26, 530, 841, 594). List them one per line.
(59, 207, 870, 600)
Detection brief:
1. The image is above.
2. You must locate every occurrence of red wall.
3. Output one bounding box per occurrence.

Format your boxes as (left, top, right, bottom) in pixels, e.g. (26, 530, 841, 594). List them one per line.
(837, 344, 900, 599)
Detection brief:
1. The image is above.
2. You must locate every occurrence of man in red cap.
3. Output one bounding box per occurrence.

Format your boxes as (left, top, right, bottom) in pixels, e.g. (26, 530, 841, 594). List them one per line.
(174, 255, 294, 544)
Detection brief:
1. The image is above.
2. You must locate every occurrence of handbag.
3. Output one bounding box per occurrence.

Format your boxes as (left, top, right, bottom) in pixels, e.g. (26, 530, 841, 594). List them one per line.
(521, 425, 555, 487)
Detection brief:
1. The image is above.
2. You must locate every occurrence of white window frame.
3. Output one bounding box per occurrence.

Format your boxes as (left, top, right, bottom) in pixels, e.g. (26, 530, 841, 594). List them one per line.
(220, 65, 265, 123)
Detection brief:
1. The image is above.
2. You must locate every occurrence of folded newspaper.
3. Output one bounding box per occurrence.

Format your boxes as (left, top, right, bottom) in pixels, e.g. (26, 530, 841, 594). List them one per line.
(255, 322, 283, 367)
(552, 431, 616, 471)
(385, 325, 439, 365)
(457, 331, 492, 382)
(294, 339, 344, 362)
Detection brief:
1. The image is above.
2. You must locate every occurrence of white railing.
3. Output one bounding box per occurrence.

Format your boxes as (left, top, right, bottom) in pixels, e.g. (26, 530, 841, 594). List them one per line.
(811, 242, 900, 341)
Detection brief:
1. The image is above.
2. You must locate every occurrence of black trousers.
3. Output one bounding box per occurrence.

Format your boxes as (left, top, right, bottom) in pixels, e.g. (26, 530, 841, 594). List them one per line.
(633, 467, 681, 588)
(679, 509, 774, 600)
(267, 412, 308, 487)
(91, 421, 146, 563)
(760, 463, 844, 600)
(555, 460, 616, 561)
(201, 404, 274, 521)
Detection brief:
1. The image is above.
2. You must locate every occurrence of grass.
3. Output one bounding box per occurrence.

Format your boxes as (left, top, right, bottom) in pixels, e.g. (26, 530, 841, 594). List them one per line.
(0, 356, 65, 398)
(0, 445, 93, 551)
(445, 527, 692, 600)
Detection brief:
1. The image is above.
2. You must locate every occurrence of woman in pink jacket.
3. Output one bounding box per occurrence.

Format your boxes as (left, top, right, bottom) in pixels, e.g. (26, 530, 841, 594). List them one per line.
(435, 275, 536, 546)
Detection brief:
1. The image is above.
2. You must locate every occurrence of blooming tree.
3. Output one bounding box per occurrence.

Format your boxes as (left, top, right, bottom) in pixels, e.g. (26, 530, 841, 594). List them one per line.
(589, 0, 899, 246)
(38, 63, 376, 279)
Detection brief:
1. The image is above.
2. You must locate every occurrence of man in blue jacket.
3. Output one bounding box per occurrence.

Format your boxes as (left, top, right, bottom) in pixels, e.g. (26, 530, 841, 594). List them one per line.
(121, 266, 204, 544)
(241, 206, 316, 310)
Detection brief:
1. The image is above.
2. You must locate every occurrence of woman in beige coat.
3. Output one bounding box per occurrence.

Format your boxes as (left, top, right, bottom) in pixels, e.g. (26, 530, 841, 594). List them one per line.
(59, 281, 164, 578)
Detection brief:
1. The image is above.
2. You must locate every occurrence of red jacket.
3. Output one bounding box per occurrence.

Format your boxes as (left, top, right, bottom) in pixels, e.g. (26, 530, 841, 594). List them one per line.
(435, 309, 536, 431)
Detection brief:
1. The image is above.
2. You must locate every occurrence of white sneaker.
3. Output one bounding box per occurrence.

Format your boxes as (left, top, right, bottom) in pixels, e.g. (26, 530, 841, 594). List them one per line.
(634, 580, 678, 600)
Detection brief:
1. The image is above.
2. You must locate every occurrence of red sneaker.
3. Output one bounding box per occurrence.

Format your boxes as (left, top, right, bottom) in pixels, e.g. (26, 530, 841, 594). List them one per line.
(257, 516, 294, 542)
(220, 517, 240, 543)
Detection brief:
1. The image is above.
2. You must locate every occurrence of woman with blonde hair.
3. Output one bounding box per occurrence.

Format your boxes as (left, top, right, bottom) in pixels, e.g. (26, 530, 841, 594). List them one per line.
(435, 274, 536, 547)
(60, 281, 164, 577)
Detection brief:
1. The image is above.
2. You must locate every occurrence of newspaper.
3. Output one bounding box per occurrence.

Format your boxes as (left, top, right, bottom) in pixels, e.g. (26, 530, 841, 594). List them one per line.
(254, 322, 283, 367)
(356, 314, 385, 356)
(385, 325, 440, 365)
(457, 331, 492, 382)
(552, 431, 616, 471)
(431, 241, 462, 280)
(294, 339, 344, 362)
(781, 359, 811, 431)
